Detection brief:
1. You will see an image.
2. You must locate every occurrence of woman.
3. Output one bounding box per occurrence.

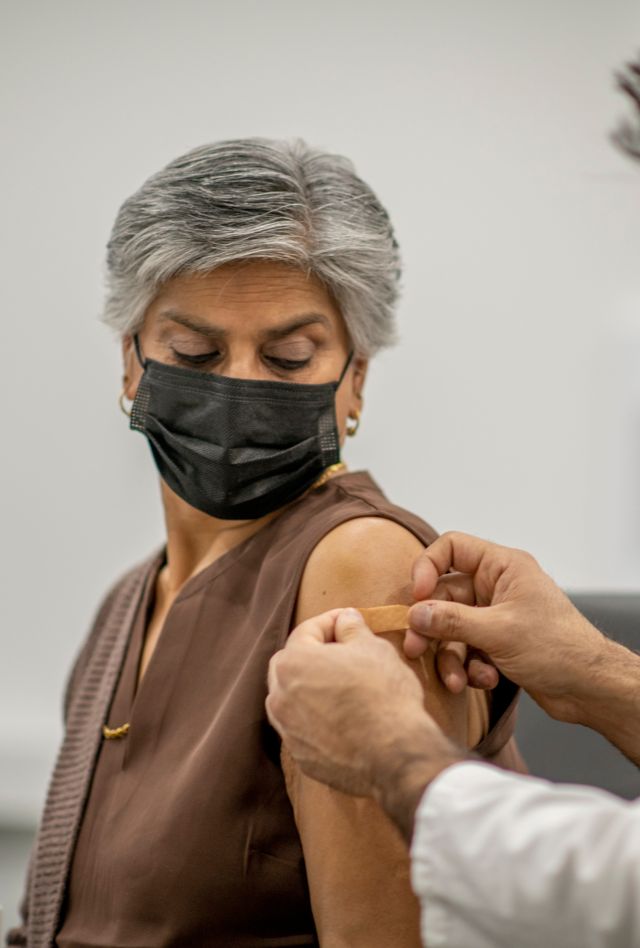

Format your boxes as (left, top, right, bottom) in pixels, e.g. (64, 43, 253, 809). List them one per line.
(10, 139, 522, 948)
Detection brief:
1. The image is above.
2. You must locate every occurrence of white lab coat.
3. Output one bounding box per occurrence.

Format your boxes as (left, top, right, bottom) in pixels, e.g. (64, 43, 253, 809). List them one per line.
(410, 761, 640, 948)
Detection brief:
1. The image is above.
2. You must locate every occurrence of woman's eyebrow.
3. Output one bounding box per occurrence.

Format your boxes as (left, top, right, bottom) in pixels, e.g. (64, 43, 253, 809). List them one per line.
(159, 310, 227, 338)
(261, 314, 330, 340)
(158, 310, 329, 340)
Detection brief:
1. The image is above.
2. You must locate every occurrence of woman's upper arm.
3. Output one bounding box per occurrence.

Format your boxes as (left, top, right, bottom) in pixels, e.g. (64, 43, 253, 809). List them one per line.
(295, 516, 421, 621)
(282, 743, 422, 948)
(290, 517, 470, 946)
(295, 516, 471, 740)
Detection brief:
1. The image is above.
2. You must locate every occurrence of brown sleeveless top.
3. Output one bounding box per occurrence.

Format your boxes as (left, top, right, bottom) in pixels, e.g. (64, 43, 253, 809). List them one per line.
(16, 471, 517, 948)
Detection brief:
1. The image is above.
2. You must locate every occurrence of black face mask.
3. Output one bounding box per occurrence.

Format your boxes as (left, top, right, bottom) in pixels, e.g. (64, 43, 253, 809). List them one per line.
(129, 336, 353, 520)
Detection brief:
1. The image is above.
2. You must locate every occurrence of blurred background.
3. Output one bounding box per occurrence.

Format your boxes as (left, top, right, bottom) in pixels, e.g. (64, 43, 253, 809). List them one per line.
(1, 0, 639, 932)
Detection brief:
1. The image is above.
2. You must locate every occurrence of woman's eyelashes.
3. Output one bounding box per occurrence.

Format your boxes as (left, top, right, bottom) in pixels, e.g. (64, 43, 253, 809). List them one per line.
(171, 348, 222, 367)
(170, 347, 312, 372)
(266, 355, 312, 371)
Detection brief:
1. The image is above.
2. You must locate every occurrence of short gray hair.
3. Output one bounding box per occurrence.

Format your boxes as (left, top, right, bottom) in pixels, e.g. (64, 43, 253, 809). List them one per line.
(103, 138, 400, 355)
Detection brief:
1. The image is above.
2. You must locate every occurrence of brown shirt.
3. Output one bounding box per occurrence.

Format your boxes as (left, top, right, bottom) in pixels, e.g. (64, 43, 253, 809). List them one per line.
(56, 544, 315, 947)
(11, 471, 518, 948)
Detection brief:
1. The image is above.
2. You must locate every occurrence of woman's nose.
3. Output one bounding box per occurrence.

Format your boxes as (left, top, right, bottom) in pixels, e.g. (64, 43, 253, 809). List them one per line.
(215, 353, 263, 381)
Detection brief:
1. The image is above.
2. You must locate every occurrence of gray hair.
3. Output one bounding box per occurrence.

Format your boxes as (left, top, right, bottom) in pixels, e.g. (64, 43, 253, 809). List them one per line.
(103, 138, 400, 356)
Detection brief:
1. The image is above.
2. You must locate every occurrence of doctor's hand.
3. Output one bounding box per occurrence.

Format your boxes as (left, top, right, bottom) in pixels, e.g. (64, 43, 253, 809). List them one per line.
(266, 608, 464, 837)
(407, 532, 617, 727)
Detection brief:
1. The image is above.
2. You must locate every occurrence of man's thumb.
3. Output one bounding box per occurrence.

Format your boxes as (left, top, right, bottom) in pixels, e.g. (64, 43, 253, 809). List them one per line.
(409, 600, 494, 652)
(334, 608, 372, 643)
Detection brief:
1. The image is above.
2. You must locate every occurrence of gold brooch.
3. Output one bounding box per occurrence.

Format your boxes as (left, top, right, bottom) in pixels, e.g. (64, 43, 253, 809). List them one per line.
(102, 722, 130, 740)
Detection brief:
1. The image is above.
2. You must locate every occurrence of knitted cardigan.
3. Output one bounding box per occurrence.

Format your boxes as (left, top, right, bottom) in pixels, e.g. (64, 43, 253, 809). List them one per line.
(8, 560, 152, 948)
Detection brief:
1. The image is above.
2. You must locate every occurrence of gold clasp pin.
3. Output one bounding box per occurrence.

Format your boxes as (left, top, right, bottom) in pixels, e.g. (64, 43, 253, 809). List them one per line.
(102, 723, 130, 740)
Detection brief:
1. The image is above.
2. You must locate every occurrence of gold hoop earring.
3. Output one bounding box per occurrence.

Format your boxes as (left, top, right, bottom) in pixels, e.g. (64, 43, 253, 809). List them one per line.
(346, 410, 360, 437)
(119, 390, 132, 418)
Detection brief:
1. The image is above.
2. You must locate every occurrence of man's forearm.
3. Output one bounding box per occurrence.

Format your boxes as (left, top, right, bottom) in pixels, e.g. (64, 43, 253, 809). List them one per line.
(371, 718, 466, 843)
(571, 637, 640, 766)
(374, 633, 640, 842)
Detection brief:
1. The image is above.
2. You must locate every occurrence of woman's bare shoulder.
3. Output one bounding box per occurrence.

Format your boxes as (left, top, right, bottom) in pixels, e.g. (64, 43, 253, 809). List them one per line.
(295, 516, 424, 624)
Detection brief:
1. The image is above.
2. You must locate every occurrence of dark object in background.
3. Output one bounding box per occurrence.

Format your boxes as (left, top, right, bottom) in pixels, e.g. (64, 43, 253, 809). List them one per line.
(515, 594, 640, 800)
(613, 56, 640, 159)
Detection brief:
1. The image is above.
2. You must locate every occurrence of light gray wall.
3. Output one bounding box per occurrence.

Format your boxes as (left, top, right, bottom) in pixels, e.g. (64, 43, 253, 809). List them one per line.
(1, 0, 639, 825)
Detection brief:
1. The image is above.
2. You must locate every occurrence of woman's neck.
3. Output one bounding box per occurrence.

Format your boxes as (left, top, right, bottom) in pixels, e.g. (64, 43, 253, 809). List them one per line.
(158, 463, 350, 595)
(159, 481, 280, 595)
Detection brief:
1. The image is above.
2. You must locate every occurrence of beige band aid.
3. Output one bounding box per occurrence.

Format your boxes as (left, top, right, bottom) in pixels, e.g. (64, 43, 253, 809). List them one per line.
(357, 604, 410, 634)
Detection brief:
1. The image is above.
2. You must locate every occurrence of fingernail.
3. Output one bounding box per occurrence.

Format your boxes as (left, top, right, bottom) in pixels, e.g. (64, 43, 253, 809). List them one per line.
(341, 607, 363, 621)
(447, 672, 464, 694)
(410, 603, 433, 632)
(411, 558, 428, 586)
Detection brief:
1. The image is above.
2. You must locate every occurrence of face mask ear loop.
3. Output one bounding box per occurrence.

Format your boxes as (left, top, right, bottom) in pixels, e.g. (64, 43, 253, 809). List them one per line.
(133, 333, 147, 369)
(336, 350, 355, 388)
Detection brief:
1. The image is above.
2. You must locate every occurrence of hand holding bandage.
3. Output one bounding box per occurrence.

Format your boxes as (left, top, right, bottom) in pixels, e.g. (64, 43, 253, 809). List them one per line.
(266, 608, 462, 803)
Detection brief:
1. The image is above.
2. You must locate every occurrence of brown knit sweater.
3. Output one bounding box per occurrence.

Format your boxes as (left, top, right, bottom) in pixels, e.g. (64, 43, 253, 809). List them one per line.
(8, 564, 149, 947)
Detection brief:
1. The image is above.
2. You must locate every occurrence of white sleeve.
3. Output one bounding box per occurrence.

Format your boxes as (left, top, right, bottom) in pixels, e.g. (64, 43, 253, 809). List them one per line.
(410, 760, 640, 948)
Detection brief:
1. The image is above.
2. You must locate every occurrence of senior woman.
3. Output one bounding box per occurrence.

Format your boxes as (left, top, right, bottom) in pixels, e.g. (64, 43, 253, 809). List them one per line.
(10, 139, 523, 948)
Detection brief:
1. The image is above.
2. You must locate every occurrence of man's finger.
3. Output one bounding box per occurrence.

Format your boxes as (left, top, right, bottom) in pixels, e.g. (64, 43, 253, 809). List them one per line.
(430, 571, 477, 606)
(403, 628, 433, 659)
(286, 609, 344, 647)
(267, 650, 284, 698)
(413, 532, 509, 603)
(435, 643, 468, 694)
(265, 691, 284, 736)
(466, 656, 500, 690)
(409, 599, 498, 653)
(410, 550, 441, 601)
(334, 608, 375, 643)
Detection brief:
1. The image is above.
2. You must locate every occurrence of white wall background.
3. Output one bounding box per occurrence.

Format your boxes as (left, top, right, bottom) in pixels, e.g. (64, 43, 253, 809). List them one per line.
(1, 0, 639, 824)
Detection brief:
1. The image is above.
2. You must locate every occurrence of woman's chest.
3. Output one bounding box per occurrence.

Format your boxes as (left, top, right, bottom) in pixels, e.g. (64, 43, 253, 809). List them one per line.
(59, 580, 314, 945)
(136, 591, 172, 686)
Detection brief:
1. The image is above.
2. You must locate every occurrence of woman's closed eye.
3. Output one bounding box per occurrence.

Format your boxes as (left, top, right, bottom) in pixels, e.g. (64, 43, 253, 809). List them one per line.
(263, 340, 315, 372)
(169, 347, 312, 373)
(264, 354, 312, 371)
(171, 348, 222, 367)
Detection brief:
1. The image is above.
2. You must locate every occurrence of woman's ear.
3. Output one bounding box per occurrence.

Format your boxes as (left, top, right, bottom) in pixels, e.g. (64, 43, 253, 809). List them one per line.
(351, 356, 368, 408)
(121, 334, 141, 400)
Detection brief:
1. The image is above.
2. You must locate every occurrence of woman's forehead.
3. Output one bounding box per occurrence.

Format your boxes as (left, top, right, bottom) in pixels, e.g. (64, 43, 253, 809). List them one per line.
(145, 261, 344, 335)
